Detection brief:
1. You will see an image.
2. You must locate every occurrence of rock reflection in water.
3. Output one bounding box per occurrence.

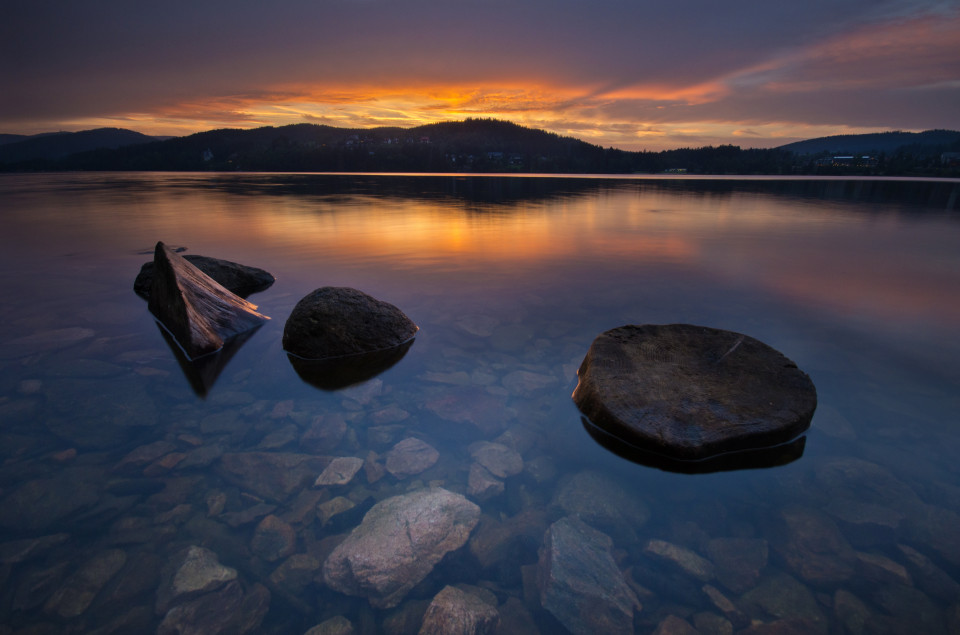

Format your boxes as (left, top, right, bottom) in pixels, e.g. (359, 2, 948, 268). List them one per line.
(157, 321, 264, 397)
(2, 174, 959, 634)
(287, 339, 415, 390)
(581, 416, 807, 473)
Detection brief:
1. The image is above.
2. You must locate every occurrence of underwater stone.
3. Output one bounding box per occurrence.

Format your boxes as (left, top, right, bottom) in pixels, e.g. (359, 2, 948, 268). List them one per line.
(44, 548, 127, 618)
(385, 437, 439, 479)
(314, 456, 364, 487)
(322, 487, 480, 609)
(538, 516, 640, 635)
(251, 515, 297, 562)
(573, 324, 817, 461)
(155, 545, 237, 614)
(418, 585, 500, 635)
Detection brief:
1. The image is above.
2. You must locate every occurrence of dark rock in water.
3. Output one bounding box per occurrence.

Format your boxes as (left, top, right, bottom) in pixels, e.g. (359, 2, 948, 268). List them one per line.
(147, 241, 270, 360)
(0, 533, 70, 564)
(135, 252, 274, 299)
(766, 505, 856, 586)
(283, 286, 418, 360)
(251, 515, 297, 562)
(0, 474, 100, 532)
(217, 452, 330, 503)
(418, 585, 501, 635)
(572, 324, 816, 461)
(157, 579, 269, 635)
(43, 548, 127, 618)
(384, 437, 440, 479)
(155, 545, 237, 614)
(537, 516, 640, 635)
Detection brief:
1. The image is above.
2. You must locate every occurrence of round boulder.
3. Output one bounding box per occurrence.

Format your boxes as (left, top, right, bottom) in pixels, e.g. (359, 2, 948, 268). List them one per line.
(283, 287, 418, 360)
(572, 324, 816, 461)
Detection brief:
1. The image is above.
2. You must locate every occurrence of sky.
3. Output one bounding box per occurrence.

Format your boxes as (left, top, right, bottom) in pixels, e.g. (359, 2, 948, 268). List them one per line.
(1, 0, 958, 151)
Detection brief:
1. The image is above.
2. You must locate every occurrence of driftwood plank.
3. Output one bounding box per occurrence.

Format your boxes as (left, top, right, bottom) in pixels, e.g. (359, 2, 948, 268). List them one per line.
(148, 241, 269, 359)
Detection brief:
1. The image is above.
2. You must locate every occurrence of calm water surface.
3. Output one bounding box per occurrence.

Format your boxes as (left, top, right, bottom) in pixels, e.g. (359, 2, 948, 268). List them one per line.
(1, 173, 959, 633)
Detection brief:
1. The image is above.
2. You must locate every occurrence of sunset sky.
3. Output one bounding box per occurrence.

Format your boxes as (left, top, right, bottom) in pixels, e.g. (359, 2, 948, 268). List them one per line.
(2, 0, 958, 151)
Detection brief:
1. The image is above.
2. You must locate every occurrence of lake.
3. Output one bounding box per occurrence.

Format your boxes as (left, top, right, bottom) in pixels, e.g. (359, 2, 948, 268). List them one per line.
(1, 172, 959, 634)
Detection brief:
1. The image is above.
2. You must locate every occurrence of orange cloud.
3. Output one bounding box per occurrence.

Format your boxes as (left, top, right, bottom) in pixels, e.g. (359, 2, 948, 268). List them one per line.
(53, 6, 960, 151)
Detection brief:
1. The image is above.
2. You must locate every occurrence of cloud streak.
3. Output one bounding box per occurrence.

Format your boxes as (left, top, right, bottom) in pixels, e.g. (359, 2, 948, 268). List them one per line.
(1, 0, 957, 149)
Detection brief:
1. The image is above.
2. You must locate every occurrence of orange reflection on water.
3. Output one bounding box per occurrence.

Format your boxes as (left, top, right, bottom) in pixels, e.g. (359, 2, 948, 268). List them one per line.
(243, 196, 701, 267)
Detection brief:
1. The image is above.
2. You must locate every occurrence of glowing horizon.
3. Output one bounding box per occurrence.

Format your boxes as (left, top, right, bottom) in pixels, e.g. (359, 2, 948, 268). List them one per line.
(2, 1, 957, 151)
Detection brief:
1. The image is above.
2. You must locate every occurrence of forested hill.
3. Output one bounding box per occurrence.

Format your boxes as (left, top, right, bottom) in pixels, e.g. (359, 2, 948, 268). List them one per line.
(0, 128, 159, 163)
(777, 130, 960, 155)
(8, 119, 620, 173)
(2, 119, 958, 176)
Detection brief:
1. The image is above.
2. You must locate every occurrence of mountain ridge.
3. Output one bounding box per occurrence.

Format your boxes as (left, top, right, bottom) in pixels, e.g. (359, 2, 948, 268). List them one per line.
(0, 127, 163, 163)
(2, 120, 958, 176)
(776, 129, 960, 155)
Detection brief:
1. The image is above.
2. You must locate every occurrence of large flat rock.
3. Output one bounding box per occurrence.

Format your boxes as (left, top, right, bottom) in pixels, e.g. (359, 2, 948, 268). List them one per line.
(572, 324, 816, 461)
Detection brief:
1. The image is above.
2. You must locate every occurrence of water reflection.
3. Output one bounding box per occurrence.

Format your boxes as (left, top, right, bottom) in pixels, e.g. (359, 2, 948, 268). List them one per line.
(1, 173, 959, 634)
(581, 417, 807, 474)
(287, 340, 416, 390)
(157, 321, 264, 397)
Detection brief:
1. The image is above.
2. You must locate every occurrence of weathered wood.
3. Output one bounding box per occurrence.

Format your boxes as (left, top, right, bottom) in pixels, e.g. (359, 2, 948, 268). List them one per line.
(572, 324, 816, 461)
(134, 252, 274, 299)
(148, 241, 269, 360)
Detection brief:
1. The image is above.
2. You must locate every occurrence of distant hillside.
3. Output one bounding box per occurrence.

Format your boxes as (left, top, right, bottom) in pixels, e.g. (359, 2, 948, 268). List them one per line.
(0, 134, 28, 146)
(0, 128, 159, 163)
(11, 119, 623, 173)
(778, 130, 960, 155)
(1, 121, 958, 176)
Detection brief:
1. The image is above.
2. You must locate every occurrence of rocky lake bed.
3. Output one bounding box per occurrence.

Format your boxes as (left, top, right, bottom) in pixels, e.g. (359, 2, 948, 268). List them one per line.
(1, 307, 959, 635)
(2, 173, 959, 634)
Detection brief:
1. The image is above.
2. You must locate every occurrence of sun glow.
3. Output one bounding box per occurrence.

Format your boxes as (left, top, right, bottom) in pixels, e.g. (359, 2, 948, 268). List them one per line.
(50, 63, 928, 152)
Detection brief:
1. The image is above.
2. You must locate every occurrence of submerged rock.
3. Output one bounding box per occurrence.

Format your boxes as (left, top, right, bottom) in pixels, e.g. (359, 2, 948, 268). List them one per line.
(418, 585, 500, 635)
(385, 437, 440, 479)
(314, 456, 365, 487)
(538, 516, 640, 635)
(553, 470, 650, 543)
(157, 579, 269, 635)
(740, 572, 828, 634)
(322, 487, 480, 608)
(155, 545, 238, 614)
(147, 241, 269, 360)
(468, 441, 523, 479)
(573, 324, 816, 460)
(251, 515, 297, 562)
(767, 505, 856, 585)
(643, 539, 715, 582)
(0, 474, 100, 532)
(283, 286, 418, 360)
(44, 548, 127, 618)
(217, 452, 330, 502)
